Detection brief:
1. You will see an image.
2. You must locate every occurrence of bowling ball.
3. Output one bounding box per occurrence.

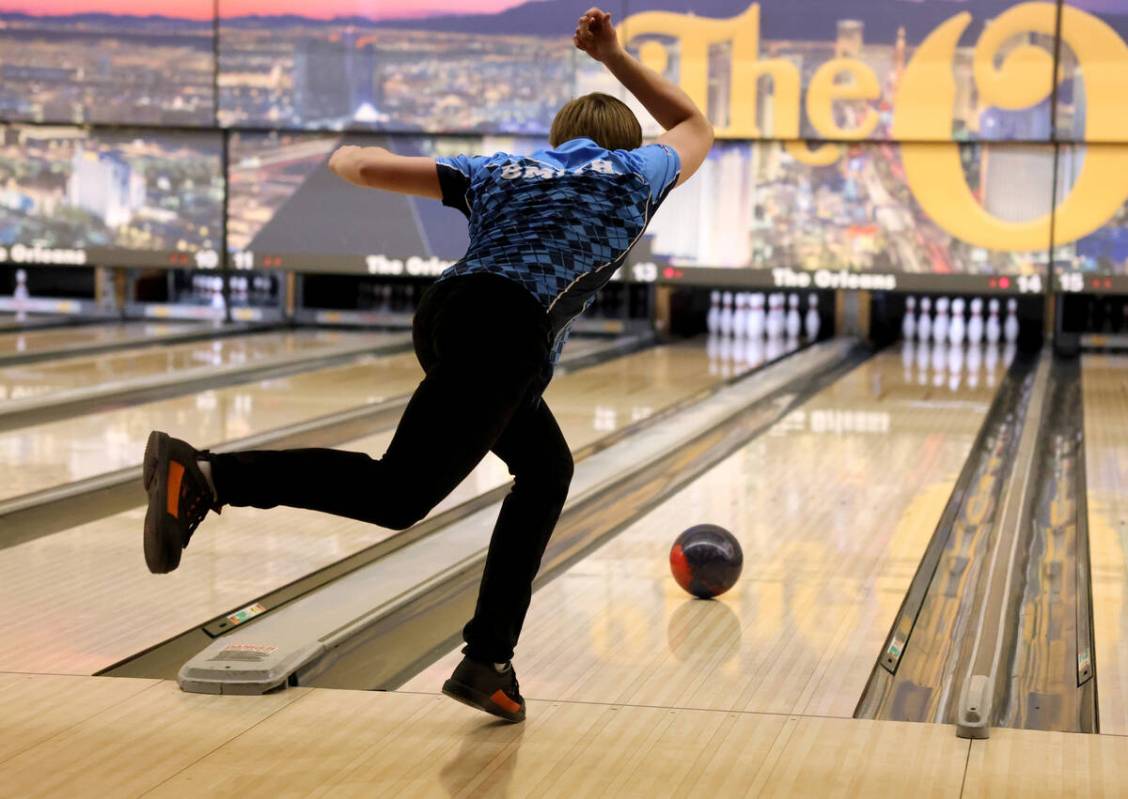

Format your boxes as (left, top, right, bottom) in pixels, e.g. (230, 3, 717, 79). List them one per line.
(669, 524, 743, 599)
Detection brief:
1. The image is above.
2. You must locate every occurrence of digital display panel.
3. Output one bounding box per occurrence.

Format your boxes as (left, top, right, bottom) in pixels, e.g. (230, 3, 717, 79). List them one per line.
(640, 140, 1054, 283)
(620, 0, 1068, 142)
(0, 125, 224, 269)
(227, 131, 544, 274)
(0, 1, 215, 126)
(217, 0, 624, 133)
(1054, 143, 1128, 291)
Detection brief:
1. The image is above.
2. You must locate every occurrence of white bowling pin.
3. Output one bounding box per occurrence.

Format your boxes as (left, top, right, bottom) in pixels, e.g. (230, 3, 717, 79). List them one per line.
(706, 334, 720, 376)
(805, 294, 821, 341)
(986, 298, 1001, 344)
(967, 298, 984, 345)
(948, 297, 966, 346)
(918, 297, 933, 342)
(766, 333, 784, 362)
(707, 290, 721, 334)
(933, 297, 950, 344)
(733, 293, 749, 338)
(1004, 298, 1019, 344)
(786, 294, 802, 339)
(767, 294, 785, 340)
(748, 293, 766, 339)
(902, 296, 916, 341)
(719, 291, 735, 337)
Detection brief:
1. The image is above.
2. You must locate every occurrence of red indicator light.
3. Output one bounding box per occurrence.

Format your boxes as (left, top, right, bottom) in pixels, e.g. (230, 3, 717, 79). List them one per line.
(998, 277, 1011, 290)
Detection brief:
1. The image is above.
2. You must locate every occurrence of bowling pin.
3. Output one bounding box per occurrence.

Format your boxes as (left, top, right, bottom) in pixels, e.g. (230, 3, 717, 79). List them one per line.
(772, 294, 786, 339)
(902, 296, 916, 341)
(707, 291, 722, 335)
(766, 332, 784, 362)
(967, 298, 984, 345)
(918, 297, 932, 342)
(986, 298, 1001, 344)
(933, 297, 950, 344)
(13, 268, 28, 322)
(1004, 298, 1019, 344)
(748, 293, 766, 339)
(707, 334, 720, 376)
(805, 294, 821, 341)
(733, 293, 749, 338)
(948, 297, 966, 346)
(719, 291, 735, 337)
(785, 294, 802, 339)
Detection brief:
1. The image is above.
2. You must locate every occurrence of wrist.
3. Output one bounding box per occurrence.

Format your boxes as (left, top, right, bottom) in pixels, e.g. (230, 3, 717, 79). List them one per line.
(600, 44, 629, 68)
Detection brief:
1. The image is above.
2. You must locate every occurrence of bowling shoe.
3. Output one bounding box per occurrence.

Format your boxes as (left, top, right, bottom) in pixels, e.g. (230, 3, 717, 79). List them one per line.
(442, 657, 526, 723)
(142, 430, 221, 574)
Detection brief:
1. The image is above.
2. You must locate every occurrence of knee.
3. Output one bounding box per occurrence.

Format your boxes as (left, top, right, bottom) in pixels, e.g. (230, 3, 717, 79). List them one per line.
(516, 448, 573, 503)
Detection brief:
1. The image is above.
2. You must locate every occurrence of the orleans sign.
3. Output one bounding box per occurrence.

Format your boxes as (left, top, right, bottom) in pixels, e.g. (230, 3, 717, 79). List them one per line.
(623, 1, 1128, 252)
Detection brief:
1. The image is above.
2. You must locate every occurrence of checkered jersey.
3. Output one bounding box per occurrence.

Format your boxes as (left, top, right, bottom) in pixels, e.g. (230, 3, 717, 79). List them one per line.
(436, 138, 680, 372)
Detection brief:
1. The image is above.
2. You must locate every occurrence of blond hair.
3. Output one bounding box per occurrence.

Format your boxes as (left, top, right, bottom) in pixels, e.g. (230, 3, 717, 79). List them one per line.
(549, 92, 643, 151)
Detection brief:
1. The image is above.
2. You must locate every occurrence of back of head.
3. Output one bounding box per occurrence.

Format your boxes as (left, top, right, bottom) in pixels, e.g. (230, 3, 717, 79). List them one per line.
(549, 92, 643, 152)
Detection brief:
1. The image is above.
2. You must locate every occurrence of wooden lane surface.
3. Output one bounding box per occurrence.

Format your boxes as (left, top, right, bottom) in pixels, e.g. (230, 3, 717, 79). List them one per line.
(0, 349, 425, 503)
(0, 675, 972, 798)
(0, 321, 200, 358)
(1081, 354, 1128, 735)
(0, 329, 391, 402)
(0, 333, 616, 502)
(404, 349, 998, 718)
(0, 343, 726, 674)
(7, 672, 1128, 798)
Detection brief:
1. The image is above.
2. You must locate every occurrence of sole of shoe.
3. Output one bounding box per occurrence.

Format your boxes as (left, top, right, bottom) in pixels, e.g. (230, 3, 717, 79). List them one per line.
(143, 430, 181, 575)
(442, 678, 525, 723)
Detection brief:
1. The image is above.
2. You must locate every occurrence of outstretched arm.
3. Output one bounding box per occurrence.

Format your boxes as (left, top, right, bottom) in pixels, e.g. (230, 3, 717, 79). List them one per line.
(328, 145, 442, 199)
(574, 7, 714, 186)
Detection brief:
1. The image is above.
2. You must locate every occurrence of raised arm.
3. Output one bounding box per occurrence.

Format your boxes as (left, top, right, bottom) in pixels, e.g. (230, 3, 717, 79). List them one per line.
(574, 7, 714, 186)
(328, 145, 442, 199)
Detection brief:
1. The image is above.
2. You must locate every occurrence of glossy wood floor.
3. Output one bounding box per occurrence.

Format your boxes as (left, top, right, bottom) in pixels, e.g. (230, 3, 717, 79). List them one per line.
(0, 342, 728, 674)
(0, 329, 394, 402)
(406, 347, 999, 718)
(0, 321, 201, 358)
(0, 334, 612, 502)
(2, 674, 1126, 797)
(1081, 354, 1128, 735)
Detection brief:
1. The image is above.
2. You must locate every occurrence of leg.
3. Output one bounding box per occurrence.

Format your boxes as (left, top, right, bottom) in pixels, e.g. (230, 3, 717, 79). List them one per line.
(462, 398, 574, 663)
(209, 358, 536, 530)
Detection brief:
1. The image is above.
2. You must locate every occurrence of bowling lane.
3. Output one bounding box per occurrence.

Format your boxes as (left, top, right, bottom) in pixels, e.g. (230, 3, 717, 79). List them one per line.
(0, 349, 426, 503)
(0, 334, 628, 502)
(1081, 354, 1128, 735)
(0, 328, 396, 403)
(0, 321, 202, 358)
(405, 345, 1003, 718)
(0, 341, 734, 674)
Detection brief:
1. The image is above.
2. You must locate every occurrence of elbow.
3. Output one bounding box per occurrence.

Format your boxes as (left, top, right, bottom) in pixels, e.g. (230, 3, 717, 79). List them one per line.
(696, 113, 716, 147)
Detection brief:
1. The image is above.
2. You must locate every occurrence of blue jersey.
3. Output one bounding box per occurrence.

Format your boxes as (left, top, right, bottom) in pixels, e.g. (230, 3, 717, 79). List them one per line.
(435, 137, 680, 373)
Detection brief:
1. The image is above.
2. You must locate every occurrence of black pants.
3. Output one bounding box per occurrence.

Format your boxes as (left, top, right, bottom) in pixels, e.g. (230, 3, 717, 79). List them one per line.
(210, 274, 573, 662)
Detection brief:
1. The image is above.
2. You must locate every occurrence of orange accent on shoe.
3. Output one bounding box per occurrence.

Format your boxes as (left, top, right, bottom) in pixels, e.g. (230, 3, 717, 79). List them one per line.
(490, 689, 522, 715)
(166, 461, 185, 519)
